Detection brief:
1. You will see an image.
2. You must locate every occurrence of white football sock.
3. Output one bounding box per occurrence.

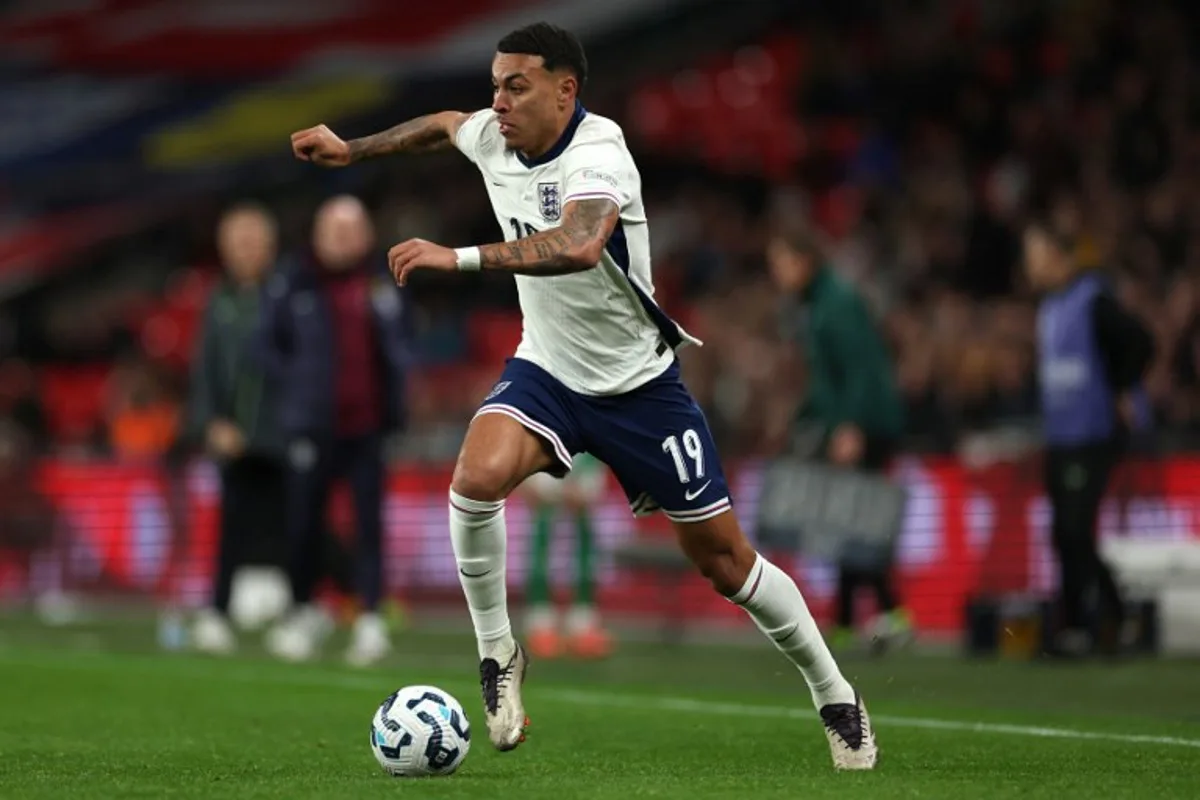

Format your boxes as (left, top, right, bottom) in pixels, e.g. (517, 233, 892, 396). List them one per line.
(449, 489, 515, 662)
(730, 553, 856, 709)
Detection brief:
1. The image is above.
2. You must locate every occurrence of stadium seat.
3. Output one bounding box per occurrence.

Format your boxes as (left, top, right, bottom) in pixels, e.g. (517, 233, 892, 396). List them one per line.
(39, 365, 112, 444)
(0, 0, 533, 76)
(628, 32, 808, 178)
(466, 311, 523, 366)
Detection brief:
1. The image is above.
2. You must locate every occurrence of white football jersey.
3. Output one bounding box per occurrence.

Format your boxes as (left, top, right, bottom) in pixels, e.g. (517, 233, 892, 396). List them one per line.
(454, 104, 701, 396)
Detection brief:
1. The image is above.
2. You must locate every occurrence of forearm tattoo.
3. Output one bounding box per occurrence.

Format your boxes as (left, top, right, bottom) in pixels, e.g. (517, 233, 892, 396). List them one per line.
(479, 199, 618, 275)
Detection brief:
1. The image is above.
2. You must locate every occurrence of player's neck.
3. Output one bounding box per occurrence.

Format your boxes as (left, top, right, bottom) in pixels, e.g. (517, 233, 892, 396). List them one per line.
(517, 101, 585, 166)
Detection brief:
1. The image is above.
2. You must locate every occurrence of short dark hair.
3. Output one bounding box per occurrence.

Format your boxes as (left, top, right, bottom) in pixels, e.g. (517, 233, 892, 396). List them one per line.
(771, 219, 826, 263)
(497, 22, 588, 88)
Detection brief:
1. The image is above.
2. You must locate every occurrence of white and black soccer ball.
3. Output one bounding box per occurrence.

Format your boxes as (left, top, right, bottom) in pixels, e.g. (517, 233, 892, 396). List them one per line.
(370, 685, 471, 777)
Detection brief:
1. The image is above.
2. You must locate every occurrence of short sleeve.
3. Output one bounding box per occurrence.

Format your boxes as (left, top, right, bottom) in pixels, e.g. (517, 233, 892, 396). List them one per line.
(561, 139, 632, 210)
(453, 110, 495, 165)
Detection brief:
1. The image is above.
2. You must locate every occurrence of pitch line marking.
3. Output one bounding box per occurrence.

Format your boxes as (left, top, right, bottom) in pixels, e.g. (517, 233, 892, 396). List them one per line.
(542, 689, 1200, 750)
(2, 646, 1197, 750)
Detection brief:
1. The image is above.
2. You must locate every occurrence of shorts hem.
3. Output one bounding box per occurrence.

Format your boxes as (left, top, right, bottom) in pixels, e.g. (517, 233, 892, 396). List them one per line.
(661, 497, 732, 523)
(474, 404, 573, 473)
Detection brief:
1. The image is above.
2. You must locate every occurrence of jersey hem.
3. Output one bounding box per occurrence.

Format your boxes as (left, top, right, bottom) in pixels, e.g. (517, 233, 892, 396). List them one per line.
(511, 351, 675, 398)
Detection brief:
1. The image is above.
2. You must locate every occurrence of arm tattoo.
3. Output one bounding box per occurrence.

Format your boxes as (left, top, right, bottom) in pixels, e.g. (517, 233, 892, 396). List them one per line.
(347, 113, 456, 160)
(479, 199, 619, 275)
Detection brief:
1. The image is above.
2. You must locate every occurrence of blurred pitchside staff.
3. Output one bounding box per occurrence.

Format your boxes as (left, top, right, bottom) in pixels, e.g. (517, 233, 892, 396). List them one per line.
(766, 223, 911, 652)
(1025, 217, 1154, 658)
(258, 195, 413, 667)
(187, 203, 288, 654)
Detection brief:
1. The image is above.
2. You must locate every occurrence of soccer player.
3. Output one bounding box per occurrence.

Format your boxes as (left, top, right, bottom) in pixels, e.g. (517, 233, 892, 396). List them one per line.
(519, 452, 611, 660)
(289, 22, 876, 769)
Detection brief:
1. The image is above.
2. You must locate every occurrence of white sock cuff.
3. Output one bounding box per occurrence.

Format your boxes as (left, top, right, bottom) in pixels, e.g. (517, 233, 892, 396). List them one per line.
(728, 553, 766, 606)
(449, 489, 505, 516)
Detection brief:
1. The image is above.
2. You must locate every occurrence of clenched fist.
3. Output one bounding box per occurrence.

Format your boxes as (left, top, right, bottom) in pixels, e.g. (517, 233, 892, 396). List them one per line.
(291, 124, 352, 167)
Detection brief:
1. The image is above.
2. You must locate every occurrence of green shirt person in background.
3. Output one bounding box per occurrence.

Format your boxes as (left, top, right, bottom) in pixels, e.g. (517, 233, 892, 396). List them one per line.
(518, 452, 611, 660)
(186, 203, 288, 655)
(767, 222, 912, 653)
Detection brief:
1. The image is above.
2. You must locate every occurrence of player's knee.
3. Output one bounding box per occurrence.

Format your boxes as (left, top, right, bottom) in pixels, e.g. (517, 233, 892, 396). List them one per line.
(689, 541, 757, 597)
(451, 457, 517, 503)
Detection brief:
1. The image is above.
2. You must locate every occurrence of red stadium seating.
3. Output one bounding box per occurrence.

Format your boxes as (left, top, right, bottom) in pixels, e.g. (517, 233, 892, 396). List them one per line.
(629, 33, 808, 179)
(1, 0, 536, 76)
(466, 310, 523, 366)
(39, 365, 112, 443)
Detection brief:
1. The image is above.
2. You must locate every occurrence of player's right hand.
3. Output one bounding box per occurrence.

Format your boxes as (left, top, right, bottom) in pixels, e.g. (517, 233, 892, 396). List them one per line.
(291, 124, 352, 167)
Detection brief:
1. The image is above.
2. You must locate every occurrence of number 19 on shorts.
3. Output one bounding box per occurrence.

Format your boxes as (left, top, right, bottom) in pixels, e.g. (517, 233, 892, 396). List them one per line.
(662, 429, 705, 484)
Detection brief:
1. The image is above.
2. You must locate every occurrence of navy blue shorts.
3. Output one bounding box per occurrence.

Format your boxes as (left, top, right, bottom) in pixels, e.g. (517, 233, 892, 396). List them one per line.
(476, 358, 732, 523)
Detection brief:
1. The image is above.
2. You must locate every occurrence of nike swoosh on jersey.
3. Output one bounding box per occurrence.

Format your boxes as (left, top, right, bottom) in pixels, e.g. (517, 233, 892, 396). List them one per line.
(684, 480, 712, 502)
(460, 568, 492, 578)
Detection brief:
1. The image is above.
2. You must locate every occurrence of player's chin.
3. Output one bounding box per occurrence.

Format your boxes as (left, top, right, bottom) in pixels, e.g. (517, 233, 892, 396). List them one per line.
(498, 125, 521, 146)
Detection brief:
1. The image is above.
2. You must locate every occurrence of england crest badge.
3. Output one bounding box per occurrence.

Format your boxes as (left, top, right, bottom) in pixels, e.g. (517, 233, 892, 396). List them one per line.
(538, 182, 562, 222)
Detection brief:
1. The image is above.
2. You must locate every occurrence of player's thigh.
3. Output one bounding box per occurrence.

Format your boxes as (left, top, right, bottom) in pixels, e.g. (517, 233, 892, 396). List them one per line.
(452, 412, 559, 502)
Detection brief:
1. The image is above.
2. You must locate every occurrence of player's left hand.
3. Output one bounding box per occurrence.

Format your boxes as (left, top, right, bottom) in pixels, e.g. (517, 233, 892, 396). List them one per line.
(387, 238, 458, 285)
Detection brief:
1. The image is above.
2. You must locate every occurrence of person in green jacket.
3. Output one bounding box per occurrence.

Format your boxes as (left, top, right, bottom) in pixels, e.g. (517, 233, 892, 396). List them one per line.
(187, 203, 291, 654)
(767, 222, 912, 652)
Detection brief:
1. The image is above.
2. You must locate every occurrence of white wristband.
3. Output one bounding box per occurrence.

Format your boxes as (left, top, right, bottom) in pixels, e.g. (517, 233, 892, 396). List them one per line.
(454, 246, 482, 271)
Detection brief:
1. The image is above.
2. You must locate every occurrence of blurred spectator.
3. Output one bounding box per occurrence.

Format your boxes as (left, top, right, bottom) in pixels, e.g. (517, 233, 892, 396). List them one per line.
(259, 195, 413, 667)
(1110, 65, 1172, 193)
(106, 353, 181, 461)
(0, 359, 48, 450)
(988, 334, 1039, 426)
(767, 221, 911, 650)
(186, 203, 288, 655)
(0, 417, 77, 623)
(1026, 216, 1154, 657)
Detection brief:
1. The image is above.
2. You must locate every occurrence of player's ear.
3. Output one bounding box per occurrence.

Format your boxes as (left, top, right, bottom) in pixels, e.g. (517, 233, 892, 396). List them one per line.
(558, 74, 578, 109)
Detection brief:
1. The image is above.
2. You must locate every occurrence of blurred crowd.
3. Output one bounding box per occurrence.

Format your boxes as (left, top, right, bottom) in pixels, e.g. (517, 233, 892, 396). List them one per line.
(3, 0, 1200, 462)
(671, 0, 1200, 453)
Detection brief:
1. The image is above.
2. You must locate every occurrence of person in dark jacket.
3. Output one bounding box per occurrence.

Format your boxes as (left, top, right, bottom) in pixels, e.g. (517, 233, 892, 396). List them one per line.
(1025, 218, 1154, 657)
(768, 222, 911, 652)
(259, 195, 412, 667)
(188, 202, 288, 654)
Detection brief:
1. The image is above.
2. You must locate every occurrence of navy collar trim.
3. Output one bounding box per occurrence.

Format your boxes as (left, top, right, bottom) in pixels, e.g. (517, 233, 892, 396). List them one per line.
(516, 101, 587, 168)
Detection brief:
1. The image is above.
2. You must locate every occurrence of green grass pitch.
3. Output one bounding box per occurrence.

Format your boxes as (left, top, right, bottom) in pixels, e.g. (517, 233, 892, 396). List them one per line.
(1, 618, 1198, 799)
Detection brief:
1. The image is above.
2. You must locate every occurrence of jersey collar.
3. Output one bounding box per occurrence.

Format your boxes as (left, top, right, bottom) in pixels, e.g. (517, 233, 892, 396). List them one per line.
(516, 101, 587, 169)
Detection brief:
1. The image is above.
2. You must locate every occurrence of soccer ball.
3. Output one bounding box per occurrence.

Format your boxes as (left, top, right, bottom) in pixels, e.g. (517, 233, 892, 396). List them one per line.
(370, 685, 471, 777)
